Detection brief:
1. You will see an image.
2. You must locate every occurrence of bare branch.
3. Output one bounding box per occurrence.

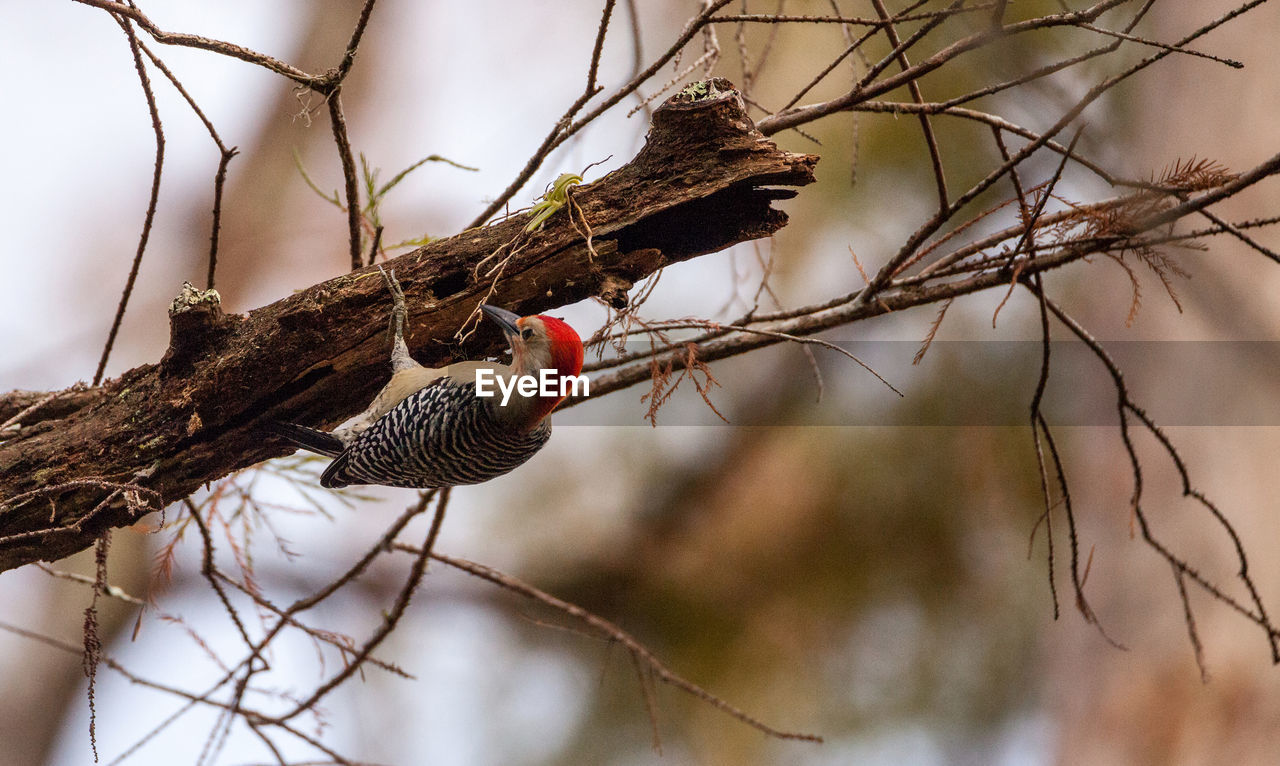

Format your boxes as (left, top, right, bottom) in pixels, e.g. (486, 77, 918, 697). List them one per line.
(0, 86, 817, 570)
(418, 550, 823, 743)
(869, 0, 949, 213)
(94, 16, 165, 386)
(72, 0, 334, 89)
(327, 91, 364, 270)
(270, 489, 450, 723)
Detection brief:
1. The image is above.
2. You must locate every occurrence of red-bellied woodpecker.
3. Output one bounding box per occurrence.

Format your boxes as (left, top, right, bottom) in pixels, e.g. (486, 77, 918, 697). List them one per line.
(270, 269, 584, 489)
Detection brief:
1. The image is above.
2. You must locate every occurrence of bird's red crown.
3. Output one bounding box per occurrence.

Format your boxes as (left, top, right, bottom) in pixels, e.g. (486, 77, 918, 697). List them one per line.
(532, 315, 583, 378)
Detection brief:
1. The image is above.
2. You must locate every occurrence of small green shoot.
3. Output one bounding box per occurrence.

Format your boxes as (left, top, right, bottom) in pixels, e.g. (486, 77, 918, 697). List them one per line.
(525, 172, 584, 233)
(294, 149, 478, 257)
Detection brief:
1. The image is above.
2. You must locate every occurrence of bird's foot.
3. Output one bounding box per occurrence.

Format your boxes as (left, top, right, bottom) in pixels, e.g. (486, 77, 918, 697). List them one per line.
(378, 266, 415, 372)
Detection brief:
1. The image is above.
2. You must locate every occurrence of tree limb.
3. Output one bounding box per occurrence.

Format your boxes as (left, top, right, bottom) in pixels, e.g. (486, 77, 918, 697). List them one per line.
(0, 80, 817, 572)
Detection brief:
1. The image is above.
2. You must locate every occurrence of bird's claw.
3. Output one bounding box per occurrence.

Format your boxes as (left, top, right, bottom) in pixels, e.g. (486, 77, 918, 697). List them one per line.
(378, 266, 414, 371)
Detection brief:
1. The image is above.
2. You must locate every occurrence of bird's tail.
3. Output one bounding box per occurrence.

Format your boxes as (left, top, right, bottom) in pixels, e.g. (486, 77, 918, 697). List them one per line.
(265, 421, 345, 458)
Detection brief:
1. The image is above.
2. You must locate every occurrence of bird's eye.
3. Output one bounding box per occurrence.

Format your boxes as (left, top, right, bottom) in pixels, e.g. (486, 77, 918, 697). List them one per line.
(521, 328, 534, 341)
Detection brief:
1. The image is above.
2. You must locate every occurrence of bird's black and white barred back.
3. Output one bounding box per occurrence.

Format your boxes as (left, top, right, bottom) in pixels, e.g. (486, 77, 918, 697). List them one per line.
(319, 379, 552, 489)
(269, 268, 581, 490)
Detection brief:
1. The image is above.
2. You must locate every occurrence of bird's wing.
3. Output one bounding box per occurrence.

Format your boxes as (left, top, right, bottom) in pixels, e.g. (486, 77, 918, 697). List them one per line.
(361, 366, 445, 423)
(319, 376, 473, 489)
(320, 362, 514, 488)
(360, 360, 509, 424)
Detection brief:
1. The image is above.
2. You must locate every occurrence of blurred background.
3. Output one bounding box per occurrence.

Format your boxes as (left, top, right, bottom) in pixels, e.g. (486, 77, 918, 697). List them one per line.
(2, 0, 1279, 763)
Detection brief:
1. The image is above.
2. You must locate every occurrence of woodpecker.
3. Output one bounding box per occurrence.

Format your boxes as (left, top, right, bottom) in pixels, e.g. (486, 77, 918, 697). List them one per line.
(270, 269, 584, 489)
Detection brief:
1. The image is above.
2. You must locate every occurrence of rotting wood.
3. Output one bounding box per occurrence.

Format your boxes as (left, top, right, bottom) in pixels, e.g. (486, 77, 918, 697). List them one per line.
(0, 79, 818, 571)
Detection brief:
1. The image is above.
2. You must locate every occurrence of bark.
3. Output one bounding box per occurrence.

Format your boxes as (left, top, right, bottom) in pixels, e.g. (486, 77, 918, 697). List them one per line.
(0, 80, 818, 572)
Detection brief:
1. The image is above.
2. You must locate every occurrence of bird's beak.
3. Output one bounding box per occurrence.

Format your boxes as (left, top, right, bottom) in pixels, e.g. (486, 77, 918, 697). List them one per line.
(481, 305, 521, 338)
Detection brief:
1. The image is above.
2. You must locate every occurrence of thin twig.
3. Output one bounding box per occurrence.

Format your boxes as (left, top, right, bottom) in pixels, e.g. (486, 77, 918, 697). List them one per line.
(869, 0, 949, 213)
(184, 498, 255, 650)
(756, 0, 1132, 135)
(415, 550, 823, 743)
(466, 0, 623, 228)
(1035, 289, 1280, 660)
(131, 38, 238, 290)
(94, 15, 166, 386)
(272, 488, 450, 722)
(327, 91, 364, 271)
(1079, 21, 1242, 68)
(72, 0, 314, 83)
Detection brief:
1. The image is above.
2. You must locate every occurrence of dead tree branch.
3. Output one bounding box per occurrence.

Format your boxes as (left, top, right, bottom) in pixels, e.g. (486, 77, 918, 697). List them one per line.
(0, 82, 817, 571)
